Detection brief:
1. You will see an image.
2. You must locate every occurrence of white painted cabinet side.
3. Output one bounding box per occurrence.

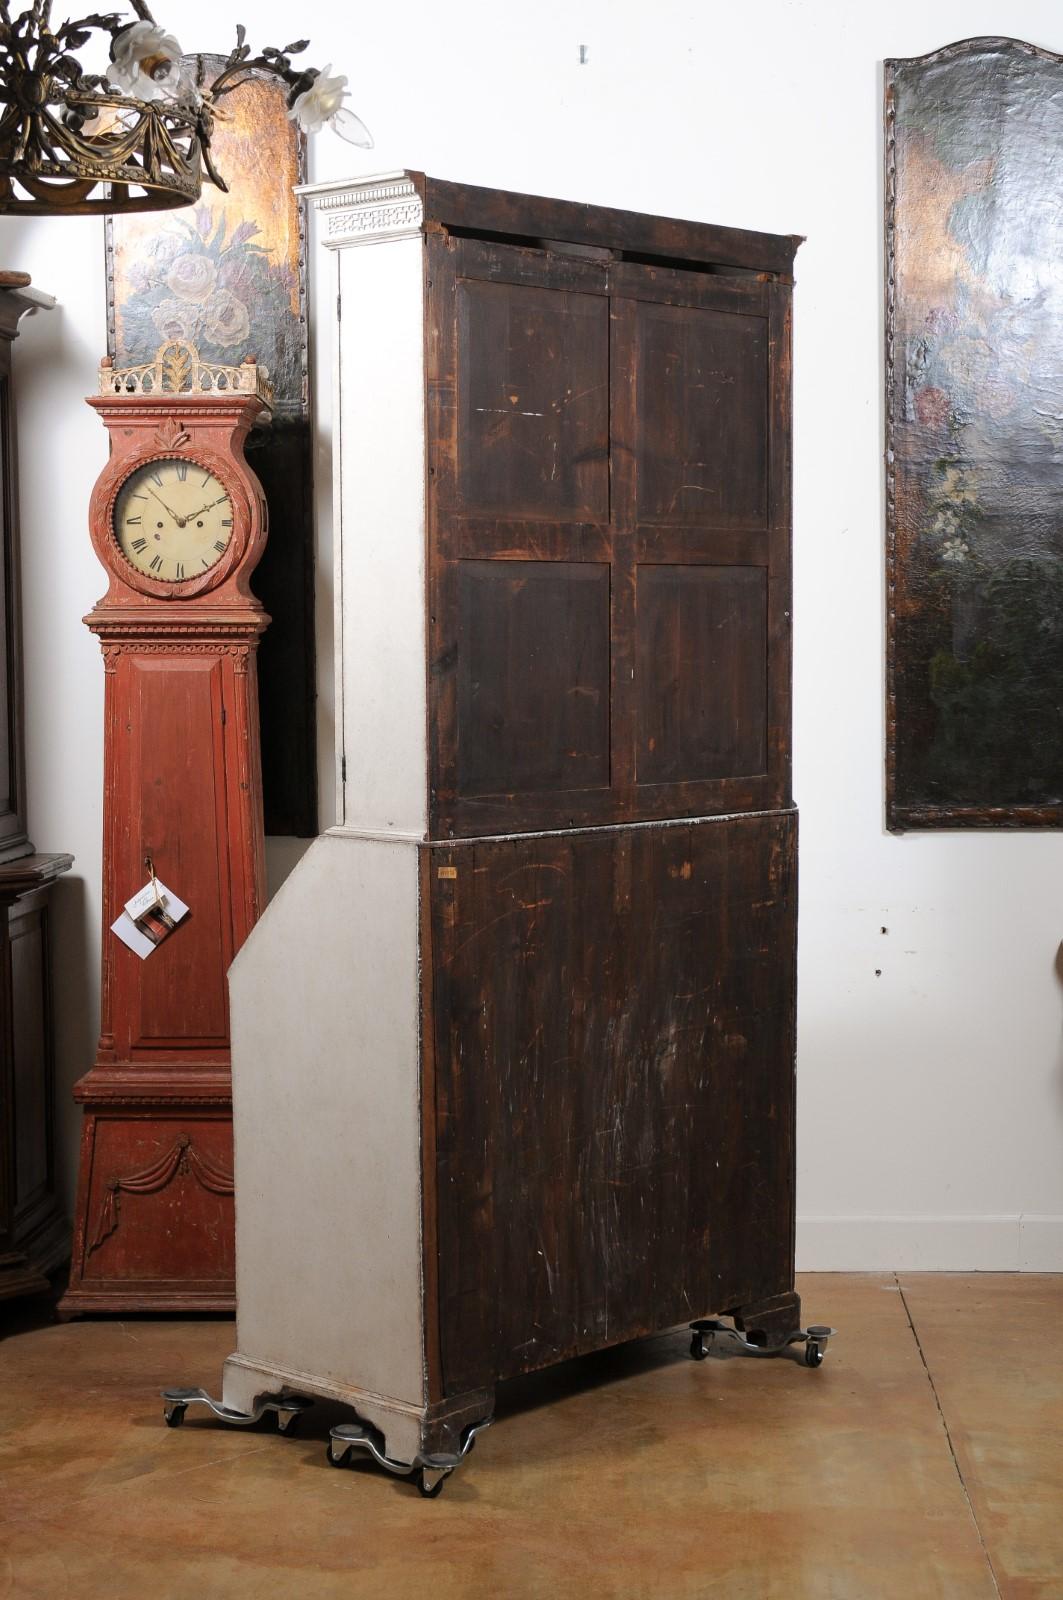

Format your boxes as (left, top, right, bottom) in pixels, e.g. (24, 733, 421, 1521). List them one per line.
(333, 222, 428, 838)
(229, 833, 425, 1406)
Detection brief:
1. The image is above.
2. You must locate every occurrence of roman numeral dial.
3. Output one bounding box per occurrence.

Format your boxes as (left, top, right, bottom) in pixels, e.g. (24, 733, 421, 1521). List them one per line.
(113, 457, 235, 584)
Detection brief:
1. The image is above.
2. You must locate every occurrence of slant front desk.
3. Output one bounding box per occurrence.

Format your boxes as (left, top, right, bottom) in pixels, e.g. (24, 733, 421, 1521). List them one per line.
(165, 174, 830, 1495)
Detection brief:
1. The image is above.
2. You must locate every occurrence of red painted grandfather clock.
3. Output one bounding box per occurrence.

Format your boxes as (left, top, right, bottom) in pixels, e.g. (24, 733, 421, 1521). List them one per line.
(59, 341, 271, 1316)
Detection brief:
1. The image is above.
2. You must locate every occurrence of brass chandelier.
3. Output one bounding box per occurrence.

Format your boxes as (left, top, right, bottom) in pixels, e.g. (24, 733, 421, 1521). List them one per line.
(0, 1, 372, 216)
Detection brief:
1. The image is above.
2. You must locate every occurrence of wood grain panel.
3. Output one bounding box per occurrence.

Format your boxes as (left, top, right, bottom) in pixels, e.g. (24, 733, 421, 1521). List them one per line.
(423, 175, 802, 277)
(428, 233, 793, 836)
(78, 1114, 234, 1285)
(10, 904, 46, 1210)
(635, 564, 768, 784)
(636, 302, 768, 528)
(456, 279, 609, 519)
(126, 656, 230, 1047)
(430, 812, 797, 1397)
(456, 559, 610, 798)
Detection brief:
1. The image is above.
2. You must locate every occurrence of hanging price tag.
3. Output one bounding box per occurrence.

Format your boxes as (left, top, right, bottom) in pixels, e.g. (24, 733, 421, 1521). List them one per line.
(111, 859, 190, 961)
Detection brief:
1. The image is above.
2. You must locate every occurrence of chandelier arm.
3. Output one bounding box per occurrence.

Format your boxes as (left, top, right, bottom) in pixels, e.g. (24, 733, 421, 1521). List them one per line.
(12, 110, 33, 164)
(205, 46, 315, 108)
(203, 67, 263, 100)
(198, 127, 228, 194)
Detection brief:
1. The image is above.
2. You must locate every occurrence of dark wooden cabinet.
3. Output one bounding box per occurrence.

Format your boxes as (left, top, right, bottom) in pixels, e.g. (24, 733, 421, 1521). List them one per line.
(216, 177, 803, 1469)
(0, 275, 73, 1303)
(423, 197, 801, 1392)
(429, 814, 798, 1391)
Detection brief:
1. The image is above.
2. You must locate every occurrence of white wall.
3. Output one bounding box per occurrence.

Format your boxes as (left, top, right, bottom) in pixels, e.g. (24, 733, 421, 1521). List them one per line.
(4, 0, 1062, 1270)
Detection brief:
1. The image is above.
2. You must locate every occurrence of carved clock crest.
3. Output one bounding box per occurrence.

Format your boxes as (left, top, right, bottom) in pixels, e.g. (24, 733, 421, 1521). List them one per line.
(60, 341, 272, 1316)
(155, 416, 191, 450)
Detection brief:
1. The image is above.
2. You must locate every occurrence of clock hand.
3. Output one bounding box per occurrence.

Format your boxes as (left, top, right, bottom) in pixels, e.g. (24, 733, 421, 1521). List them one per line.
(183, 494, 231, 521)
(146, 486, 186, 527)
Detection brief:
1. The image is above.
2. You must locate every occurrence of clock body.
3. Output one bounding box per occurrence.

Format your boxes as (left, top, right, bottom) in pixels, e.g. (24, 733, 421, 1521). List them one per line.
(60, 376, 270, 1316)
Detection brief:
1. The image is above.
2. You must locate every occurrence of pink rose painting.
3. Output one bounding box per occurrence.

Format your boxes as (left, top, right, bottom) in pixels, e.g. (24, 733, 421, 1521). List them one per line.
(109, 66, 304, 409)
(120, 206, 292, 372)
(152, 298, 203, 343)
(202, 287, 252, 349)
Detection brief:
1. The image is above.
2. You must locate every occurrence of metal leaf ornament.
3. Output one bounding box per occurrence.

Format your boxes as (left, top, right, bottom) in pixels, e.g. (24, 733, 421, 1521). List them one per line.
(0, 1, 374, 215)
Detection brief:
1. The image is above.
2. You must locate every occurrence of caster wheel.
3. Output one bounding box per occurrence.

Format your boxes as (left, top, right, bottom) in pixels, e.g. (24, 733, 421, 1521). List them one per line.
(419, 1470, 445, 1498)
(164, 1405, 186, 1428)
(327, 1444, 352, 1469)
(276, 1412, 300, 1435)
(690, 1334, 708, 1361)
(804, 1340, 825, 1368)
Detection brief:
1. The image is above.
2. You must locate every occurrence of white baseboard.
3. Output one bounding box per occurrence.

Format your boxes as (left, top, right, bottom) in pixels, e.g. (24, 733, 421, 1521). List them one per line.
(796, 1213, 1063, 1272)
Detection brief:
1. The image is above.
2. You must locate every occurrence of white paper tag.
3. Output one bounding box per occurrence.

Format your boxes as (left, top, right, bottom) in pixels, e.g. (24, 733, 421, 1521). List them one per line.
(111, 877, 190, 961)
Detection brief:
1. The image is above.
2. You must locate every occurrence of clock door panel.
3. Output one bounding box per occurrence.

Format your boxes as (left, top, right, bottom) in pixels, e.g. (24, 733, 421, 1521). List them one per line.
(111, 652, 232, 1054)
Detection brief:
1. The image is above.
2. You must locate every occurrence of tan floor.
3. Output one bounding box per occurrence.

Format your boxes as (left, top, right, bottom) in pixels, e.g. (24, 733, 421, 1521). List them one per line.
(0, 1274, 1059, 1599)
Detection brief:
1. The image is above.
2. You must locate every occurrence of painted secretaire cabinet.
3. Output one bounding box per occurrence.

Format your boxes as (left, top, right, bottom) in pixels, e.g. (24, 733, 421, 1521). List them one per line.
(167, 175, 828, 1492)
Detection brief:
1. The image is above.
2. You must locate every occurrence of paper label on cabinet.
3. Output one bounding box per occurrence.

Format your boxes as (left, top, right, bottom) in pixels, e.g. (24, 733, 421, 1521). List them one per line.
(111, 878, 190, 961)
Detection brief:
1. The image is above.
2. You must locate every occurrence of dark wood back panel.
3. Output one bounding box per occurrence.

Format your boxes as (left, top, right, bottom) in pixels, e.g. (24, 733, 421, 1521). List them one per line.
(428, 236, 793, 838)
(635, 301, 769, 528)
(429, 811, 798, 1396)
(635, 563, 768, 784)
(456, 559, 610, 798)
(456, 279, 609, 519)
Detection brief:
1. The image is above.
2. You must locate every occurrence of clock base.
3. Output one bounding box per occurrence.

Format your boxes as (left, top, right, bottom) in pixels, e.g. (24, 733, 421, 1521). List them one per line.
(58, 1099, 235, 1318)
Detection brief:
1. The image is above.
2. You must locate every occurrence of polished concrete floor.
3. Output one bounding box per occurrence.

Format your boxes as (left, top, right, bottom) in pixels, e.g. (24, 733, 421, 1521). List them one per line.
(1, 1274, 1060, 1599)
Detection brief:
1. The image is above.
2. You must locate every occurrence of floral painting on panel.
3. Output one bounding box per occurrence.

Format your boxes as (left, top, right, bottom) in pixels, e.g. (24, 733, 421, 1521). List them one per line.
(109, 64, 306, 416)
(107, 62, 316, 837)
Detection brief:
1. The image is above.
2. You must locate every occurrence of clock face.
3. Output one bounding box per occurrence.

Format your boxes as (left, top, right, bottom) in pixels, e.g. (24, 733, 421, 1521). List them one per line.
(113, 458, 234, 584)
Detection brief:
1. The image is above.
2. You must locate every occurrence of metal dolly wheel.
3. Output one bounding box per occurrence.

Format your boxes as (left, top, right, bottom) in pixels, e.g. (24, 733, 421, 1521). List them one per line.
(689, 1319, 836, 1366)
(161, 1387, 313, 1432)
(327, 1415, 492, 1498)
